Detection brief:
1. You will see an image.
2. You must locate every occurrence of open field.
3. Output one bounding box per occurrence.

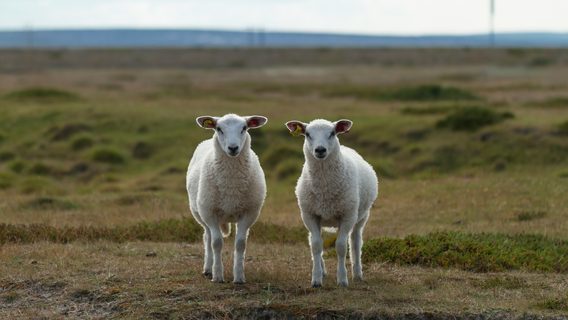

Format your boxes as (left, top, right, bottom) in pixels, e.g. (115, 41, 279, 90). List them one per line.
(0, 48, 568, 318)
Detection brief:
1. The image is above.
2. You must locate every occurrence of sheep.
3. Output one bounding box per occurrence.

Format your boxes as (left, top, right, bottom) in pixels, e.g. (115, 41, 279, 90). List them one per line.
(285, 119, 378, 287)
(187, 113, 268, 284)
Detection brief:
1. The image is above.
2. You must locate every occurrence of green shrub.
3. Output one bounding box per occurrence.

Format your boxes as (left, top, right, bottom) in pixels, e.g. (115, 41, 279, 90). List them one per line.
(9, 161, 25, 173)
(385, 84, 478, 101)
(132, 141, 153, 159)
(558, 120, 568, 136)
(535, 296, 568, 311)
(363, 231, 568, 273)
(71, 136, 94, 151)
(471, 276, 527, 290)
(4, 87, 80, 102)
(539, 97, 568, 108)
(28, 163, 52, 175)
(436, 107, 514, 131)
(327, 84, 478, 102)
(0, 151, 15, 162)
(528, 57, 554, 67)
(261, 144, 303, 169)
(20, 197, 78, 211)
(274, 159, 302, 180)
(400, 106, 453, 115)
(50, 123, 91, 141)
(92, 148, 126, 164)
(516, 210, 547, 222)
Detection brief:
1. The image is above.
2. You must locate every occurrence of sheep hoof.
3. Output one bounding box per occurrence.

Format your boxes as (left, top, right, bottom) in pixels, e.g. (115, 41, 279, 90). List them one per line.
(353, 275, 364, 282)
(211, 278, 225, 283)
(233, 280, 245, 285)
(337, 280, 348, 287)
(311, 282, 322, 288)
(202, 271, 212, 279)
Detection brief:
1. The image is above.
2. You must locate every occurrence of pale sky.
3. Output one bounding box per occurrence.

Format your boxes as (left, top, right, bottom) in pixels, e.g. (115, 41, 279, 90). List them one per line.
(0, 0, 566, 35)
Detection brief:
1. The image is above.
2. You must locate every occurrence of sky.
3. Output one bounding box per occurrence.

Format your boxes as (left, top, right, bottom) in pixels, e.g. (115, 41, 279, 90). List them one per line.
(0, 0, 567, 35)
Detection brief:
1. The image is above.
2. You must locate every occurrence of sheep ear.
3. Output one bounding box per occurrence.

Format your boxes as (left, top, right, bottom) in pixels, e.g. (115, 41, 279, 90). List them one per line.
(285, 121, 306, 137)
(334, 119, 352, 135)
(246, 116, 268, 129)
(196, 116, 217, 129)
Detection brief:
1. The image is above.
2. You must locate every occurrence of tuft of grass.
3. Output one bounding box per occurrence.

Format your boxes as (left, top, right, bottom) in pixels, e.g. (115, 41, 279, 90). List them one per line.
(436, 107, 514, 131)
(132, 141, 154, 159)
(515, 210, 547, 222)
(4, 87, 80, 102)
(9, 160, 26, 173)
(92, 148, 126, 164)
(528, 57, 554, 67)
(71, 136, 95, 151)
(28, 163, 53, 176)
(274, 159, 302, 181)
(384, 85, 478, 101)
(535, 295, 568, 311)
(327, 84, 478, 102)
(0, 219, 306, 245)
(471, 276, 527, 290)
(537, 97, 568, 108)
(49, 123, 91, 141)
(400, 106, 453, 115)
(362, 231, 568, 273)
(20, 197, 79, 211)
(0, 151, 15, 162)
(557, 120, 568, 136)
(261, 144, 303, 169)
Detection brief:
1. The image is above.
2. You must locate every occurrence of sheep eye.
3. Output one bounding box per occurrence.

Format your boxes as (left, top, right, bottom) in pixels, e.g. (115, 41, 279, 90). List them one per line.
(329, 131, 335, 138)
(217, 128, 223, 134)
(242, 126, 247, 133)
(305, 132, 311, 139)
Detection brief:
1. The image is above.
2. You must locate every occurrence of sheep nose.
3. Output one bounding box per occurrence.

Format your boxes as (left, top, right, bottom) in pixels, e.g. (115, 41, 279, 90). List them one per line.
(315, 147, 326, 158)
(228, 145, 239, 155)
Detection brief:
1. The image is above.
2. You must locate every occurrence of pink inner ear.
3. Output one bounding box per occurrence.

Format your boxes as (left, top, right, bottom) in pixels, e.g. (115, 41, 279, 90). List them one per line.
(336, 121, 350, 133)
(248, 118, 259, 128)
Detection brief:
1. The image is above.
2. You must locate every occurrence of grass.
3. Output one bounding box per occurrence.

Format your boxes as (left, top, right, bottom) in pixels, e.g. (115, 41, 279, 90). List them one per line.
(326, 84, 478, 102)
(0, 218, 306, 246)
(535, 295, 568, 312)
(0, 49, 568, 318)
(516, 210, 547, 222)
(363, 232, 568, 273)
(558, 120, 568, 135)
(436, 106, 514, 131)
(91, 148, 126, 164)
(2, 218, 568, 274)
(4, 87, 80, 102)
(20, 197, 79, 211)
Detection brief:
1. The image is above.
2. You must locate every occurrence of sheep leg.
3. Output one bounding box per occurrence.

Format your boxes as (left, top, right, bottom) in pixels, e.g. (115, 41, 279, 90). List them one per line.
(233, 215, 255, 284)
(336, 219, 356, 287)
(350, 217, 367, 281)
(303, 214, 324, 287)
(208, 223, 225, 283)
(202, 227, 213, 278)
(321, 255, 327, 278)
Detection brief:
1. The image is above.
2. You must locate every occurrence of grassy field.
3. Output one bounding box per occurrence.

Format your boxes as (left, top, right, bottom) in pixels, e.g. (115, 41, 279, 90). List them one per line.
(0, 48, 568, 319)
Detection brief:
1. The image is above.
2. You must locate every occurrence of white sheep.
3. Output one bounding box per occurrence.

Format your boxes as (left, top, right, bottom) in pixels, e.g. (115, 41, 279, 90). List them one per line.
(187, 113, 267, 284)
(285, 119, 378, 287)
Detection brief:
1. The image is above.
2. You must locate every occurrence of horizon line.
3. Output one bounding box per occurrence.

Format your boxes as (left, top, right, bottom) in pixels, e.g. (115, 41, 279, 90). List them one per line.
(1, 27, 568, 38)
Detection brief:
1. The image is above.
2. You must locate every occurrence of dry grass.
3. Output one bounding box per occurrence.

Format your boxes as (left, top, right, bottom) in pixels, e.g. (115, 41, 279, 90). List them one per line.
(0, 48, 568, 318)
(1, 241, 567, 319)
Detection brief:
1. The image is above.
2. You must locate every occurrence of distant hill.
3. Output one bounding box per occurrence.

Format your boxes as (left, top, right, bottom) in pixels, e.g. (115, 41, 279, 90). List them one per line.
(1, 29, 568, 48)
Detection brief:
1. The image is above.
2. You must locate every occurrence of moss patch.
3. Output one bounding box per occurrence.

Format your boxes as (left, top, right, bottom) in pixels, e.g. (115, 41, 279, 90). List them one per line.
(363, 231, 568, 273)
